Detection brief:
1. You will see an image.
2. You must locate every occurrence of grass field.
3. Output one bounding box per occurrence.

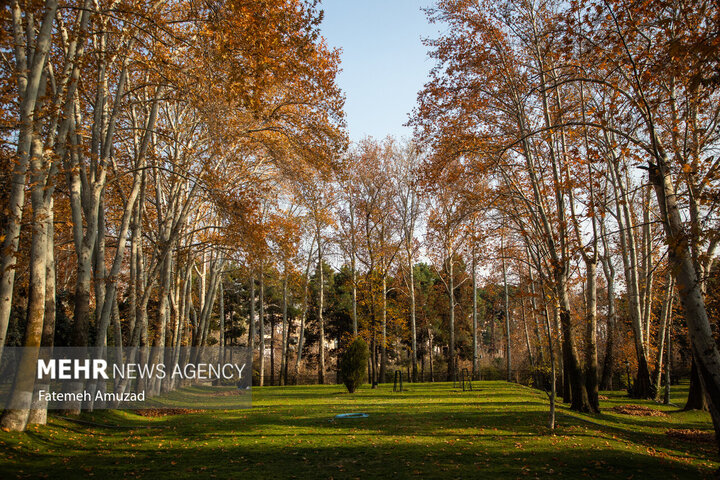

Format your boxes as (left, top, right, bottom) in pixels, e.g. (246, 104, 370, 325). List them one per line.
(0, 381, 717, 479)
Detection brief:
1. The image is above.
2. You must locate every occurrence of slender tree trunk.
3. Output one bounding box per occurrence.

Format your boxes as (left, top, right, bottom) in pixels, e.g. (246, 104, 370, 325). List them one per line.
(409, 255, 418, 382)
(472, 254, 478, 381)
(608, 151, 653, 398)
(64, 152, 101, 414)
(195, 259, 223, 349)
(352, 250, 358, 336)
(249, 274, 255, 373)
(283, 307, 291, 386)
(428, 327, 434, 382)
(641, 186, 654, 355)
(270, 313, 275, 386)
(128, 186, 143, 338)
(653, 273, 674, 400)
(584, 261, 600, 412)
(281, 273, 287, 386)
(502, 242, 511, 383)
(663, 313, 672, 405)
(93, 195, 107, 351)
(371, 336, 377, 387)
(152, 257, 172, 384)
(259, 270, 265, 387)
(295, 241, 315, 384)
(555, 303, 570, 403)
(219, 280, 225, 359)
(522, 301, 535, 373)
(599, 251, 617, 391)
(379, 273, 387, 383)
(318, 245, 326, 384)
(448, 257, 456, 382)
(543, 281, 557, 430)
(528, 265, 544, 365)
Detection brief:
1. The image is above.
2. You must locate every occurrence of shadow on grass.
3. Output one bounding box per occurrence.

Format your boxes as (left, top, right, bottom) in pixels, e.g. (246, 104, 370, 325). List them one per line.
(2, 430, 714, 480)
(0, 381, 715, 480)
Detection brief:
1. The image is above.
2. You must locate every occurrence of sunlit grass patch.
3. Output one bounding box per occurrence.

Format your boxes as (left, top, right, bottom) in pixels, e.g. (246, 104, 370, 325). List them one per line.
(0, 381, 716, 479)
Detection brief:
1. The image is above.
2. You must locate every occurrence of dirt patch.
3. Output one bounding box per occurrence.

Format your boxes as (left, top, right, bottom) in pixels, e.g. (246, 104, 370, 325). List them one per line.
(666, 429, 715, 443)
(133, 408, 204, 417)
(611, 404, 668, 417)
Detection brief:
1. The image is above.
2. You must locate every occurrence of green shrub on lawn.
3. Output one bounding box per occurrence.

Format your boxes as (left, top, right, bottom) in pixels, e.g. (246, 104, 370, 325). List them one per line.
(340, 337, 369, 393)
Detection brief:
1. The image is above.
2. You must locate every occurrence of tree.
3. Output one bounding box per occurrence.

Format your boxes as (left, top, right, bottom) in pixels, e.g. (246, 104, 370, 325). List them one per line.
(0, 0, 346, 429)
(340, 337, 370, 393)
(391, 141, 425, 382)
(350, 138, 401, 385)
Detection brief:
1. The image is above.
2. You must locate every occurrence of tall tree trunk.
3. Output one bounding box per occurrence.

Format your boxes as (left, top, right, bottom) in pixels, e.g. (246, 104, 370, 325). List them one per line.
(0, 0, 58, 359)
(472, 254, 478, 381)
(648, 159, 720, 447)
(283, 307, 291, 386)
(543, 279, 557, 430)
(557, 270, 592, 413)
(28, 202, 56, 425)
(0, 148, 51, 431)
(599, 248, 617, 391)
(409, 255, 418, 382)
(259, 270, 265, 387)
(295, 240, 315, 384)
(555, 303, 570, 404)
(428, 327, 434, 382)
(249, 273, 255, 373)
(318, 251, 326, 384)
(128, 182, 144, 338)
(219, 280, 225, 359)
(663, 313, 672, 405)
(653, 273, 674, 400)
(352, 247, 358, 336)
(608, 149, 653, 398)
(370, 332, 378, 388)
(584, 260, 600, 412)
(195, 258, 223, 349)
(521, 301, 535, 377)
(63, 147, 102, 414)
(280, 272, 287, 386)
(684, 358, 709, 411)
(528, 265, 544, 365)
(270, 312, 275, 386)
(640, 186, 654, 355)
(379, 273, 387, 383)
(502, 242, 511, 383)
(448, 257, 456, 382)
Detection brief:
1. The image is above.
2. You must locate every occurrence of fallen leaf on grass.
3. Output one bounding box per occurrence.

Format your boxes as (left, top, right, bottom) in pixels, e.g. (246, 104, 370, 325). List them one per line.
(611, 405, 668, 417)
(133, 408, 204, 417)
(665, 429, 715, 443)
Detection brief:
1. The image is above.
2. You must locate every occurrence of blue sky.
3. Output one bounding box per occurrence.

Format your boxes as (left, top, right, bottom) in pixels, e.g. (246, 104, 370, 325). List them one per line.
(318, 0, 440, 142)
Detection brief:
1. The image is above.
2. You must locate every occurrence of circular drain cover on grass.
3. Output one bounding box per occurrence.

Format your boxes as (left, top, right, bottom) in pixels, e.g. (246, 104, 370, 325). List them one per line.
(334, 413, 369, 419)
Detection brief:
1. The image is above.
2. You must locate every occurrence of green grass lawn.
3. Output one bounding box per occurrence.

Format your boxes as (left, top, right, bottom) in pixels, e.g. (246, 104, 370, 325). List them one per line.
(0, 381, 717, 479)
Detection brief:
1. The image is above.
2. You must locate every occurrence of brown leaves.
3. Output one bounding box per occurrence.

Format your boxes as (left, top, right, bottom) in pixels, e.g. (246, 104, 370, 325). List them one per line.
(611, 405, 668, 417)
(132, 408, 204, 417)
(666, 428, 715, 443)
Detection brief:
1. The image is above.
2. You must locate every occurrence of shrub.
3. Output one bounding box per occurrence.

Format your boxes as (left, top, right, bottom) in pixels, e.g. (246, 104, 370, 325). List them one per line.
(340, 337, 369, 393)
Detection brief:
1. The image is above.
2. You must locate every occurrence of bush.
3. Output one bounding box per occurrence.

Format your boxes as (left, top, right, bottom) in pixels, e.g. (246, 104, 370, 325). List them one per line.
(340, 337, 369, 393)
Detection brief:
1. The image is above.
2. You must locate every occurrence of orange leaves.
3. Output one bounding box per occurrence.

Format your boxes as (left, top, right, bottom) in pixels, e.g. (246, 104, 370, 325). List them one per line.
(194, 0, 346, 166)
